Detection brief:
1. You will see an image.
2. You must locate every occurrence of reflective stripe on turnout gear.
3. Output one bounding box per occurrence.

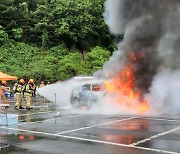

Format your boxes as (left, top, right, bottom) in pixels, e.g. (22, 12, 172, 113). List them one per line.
(24, 83, 35, 96)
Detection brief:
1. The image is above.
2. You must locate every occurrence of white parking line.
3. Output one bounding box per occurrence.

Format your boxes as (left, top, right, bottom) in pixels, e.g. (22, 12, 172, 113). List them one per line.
(17, 111, 54, 117)
(18, 114, 84, 126)
(136, 117, 180, 122)
(0, 114, 84, 127)
(133, 145, 179, 154)
(57, 117, 134, 135)
(3, 110, 54, 117)
(0, 144, 10, 150)
(130, 126, 180, 146)
(56, 135, 180, 154)
(0, 126, 179, 154)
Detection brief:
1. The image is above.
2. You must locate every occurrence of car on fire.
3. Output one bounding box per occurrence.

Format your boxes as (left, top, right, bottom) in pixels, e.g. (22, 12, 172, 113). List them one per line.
(70, 80, 105, 109)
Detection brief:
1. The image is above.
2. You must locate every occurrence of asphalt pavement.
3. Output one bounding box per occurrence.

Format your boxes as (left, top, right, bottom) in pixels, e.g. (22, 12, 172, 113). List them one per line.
(0, 97, 180, 154)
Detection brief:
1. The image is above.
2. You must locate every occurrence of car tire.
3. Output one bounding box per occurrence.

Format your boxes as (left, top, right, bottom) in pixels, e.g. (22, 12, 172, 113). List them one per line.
(70, 97, 80, 109)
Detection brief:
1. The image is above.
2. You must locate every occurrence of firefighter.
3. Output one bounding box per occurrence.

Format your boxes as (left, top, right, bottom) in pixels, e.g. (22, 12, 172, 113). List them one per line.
(14, 79, 26, 110)
(0, 80, 9, 104)
(46, 81, 50, 85)
(24, 79, 36, 109)
(39, 81, 45, 88)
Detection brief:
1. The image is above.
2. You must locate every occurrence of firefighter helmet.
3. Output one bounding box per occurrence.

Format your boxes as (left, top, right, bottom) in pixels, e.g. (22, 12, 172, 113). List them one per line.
(29, 79, 34, 83)
(20, 79, 25, 84)
(1, 80, 7, 85)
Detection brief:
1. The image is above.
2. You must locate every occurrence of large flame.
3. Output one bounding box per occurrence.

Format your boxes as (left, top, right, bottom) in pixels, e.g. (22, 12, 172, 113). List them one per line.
(103, 52, 150, 114)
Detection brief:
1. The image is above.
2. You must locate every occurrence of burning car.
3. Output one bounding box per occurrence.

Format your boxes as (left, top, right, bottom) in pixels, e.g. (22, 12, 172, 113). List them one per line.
(70, 80, 105, 109)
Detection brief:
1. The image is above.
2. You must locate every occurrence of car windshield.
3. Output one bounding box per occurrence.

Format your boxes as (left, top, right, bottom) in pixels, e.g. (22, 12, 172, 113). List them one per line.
(82, 84, 91, 90)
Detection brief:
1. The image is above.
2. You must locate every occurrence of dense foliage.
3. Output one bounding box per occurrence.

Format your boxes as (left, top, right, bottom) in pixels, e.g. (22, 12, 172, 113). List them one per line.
(0, 0, 118, 84)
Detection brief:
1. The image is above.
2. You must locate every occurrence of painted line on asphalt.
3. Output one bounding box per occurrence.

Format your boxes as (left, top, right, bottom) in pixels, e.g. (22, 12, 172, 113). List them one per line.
(0, 144, 10, 150)
(8, 110, 62, 124)
(16, 114, 136, 127)
(17, 111, 54, 117)
(0, 126, 178, 154)
(136, 116, 180, 123)
(7, 109, 180, 123)
(73, 114, 180, 123)
(132, 145, 179, 154)
(0, 114, 84, 127)
(57, 117, 135, 135)
(6, 110, 54, 117)
(56, 134, 180, 154)
(130, 126, 180, 146)
(169, 116, 180, 119)
(17, 114, 84, 126)
(14, 114, 54, 124)
(0, 112, 55, 125)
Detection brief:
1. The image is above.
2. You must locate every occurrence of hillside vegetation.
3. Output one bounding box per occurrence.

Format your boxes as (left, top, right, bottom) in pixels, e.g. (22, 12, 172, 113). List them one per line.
(0, 0, 118, 83)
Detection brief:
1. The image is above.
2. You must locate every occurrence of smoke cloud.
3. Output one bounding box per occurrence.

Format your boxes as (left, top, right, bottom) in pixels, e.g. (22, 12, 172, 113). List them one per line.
(95, 0, 180, 114)
(38, 0, 180, 116)
(37, 79, 81, 110)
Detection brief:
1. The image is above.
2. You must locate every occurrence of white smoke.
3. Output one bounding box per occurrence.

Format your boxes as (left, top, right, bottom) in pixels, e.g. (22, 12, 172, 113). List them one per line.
(37, 79, 80, 110)
(146, 70, 180, 115)
(99, 0, 180, 115)
(103, 0, 125, 34)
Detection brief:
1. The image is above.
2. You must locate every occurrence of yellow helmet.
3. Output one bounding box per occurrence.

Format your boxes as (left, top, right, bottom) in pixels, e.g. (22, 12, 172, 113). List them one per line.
(20, 79, 25, 84)
(1, 80, 7, 85)
(29, 79, 34, 83)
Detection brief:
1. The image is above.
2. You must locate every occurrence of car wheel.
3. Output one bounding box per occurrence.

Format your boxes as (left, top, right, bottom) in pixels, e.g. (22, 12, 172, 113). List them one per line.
(70, 97, 80, 109)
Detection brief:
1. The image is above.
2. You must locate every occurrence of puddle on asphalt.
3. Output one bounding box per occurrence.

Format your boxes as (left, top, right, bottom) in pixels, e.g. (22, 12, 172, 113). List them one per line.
(0, 130, 53, 154)
(0, 133, 41, 143)
(103, 134, 140, 145)
(76, 117, 180, 146)
(18, 116, 45, 123)
(100, 118, 180, 149)
(1, 144, 34, 154)
(0, 131, 44, 153)
(70, 118, 149, 145)
(17, 111, 45, 123)
(100, 119, 149, 144)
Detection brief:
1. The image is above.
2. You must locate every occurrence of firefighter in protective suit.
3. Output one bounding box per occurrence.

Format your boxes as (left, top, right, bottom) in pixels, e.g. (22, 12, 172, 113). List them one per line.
(14, 79, 25, 110)
(0, 80, 9, 104)
(24, 79, 36, 109)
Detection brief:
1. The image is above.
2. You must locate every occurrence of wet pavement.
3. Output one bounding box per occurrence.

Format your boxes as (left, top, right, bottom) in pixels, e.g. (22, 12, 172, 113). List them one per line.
(1, 98, 180, 154)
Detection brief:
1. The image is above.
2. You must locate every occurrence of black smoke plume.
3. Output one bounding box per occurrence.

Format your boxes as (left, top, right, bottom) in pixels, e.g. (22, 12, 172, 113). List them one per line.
(95, 0, 180, 95)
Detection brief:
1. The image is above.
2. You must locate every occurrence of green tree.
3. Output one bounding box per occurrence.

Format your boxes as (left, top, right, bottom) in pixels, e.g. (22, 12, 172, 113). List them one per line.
(58, 52, 85, 80)
(0, 25, 8, 45)
(48, 44, 69, 58)
(85, 46, 110, 74)
(48, 0, 113, 50)
(29, 55, 59, 82)
(0, 42, 40, 78)
(12, 27, 23, 39)
(0, 0, 114, 82)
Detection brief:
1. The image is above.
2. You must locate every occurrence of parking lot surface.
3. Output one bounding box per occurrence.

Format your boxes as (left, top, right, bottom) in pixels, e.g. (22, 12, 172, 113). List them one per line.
(0, 99, 180, 154)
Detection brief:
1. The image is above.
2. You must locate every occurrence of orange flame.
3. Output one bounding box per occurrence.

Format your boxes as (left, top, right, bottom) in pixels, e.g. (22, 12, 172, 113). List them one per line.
(103, 52, 150, 114)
